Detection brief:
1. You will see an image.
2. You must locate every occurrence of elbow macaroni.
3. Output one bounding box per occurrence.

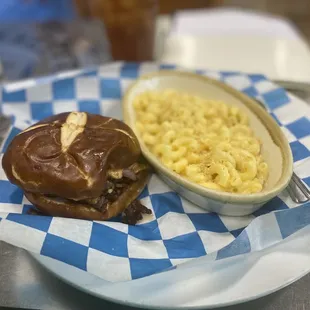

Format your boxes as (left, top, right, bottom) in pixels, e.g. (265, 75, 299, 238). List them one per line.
(133, 89, 269, 194)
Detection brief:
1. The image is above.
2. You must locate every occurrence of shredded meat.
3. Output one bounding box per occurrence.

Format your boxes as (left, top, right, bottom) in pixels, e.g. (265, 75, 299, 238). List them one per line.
(27, 208, 47, 216)
(85, 171, 142, 212)
(121, 200, 152, 225)
(27, 167, 152, 225)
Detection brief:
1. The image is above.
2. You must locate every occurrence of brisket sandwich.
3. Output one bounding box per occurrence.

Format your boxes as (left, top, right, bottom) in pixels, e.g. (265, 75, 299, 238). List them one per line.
(2, 112, 151, 224)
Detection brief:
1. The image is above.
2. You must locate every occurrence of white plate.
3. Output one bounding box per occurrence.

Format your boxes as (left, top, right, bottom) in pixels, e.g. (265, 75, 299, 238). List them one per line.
(30, 224, 310, 309)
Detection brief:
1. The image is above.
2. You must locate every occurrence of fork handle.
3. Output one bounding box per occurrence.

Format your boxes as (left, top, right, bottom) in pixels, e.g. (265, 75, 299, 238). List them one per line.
(287, 181, 308, 203)
(292, 172, 310, 199)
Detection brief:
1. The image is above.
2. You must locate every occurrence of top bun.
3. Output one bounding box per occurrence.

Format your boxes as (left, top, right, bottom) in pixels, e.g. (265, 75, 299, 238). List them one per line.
(2, 112, 141, 200)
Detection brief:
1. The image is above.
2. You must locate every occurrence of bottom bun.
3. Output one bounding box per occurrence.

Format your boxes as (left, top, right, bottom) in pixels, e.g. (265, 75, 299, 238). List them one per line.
(25, 169, 149, 221)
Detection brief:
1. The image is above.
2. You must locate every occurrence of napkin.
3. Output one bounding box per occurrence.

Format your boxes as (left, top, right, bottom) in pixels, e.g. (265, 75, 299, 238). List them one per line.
(0, 62, 309, 282)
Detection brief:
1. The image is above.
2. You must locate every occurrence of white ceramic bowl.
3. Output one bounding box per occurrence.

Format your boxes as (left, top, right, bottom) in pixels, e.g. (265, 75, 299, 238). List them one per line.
(123, 71, 293, 216)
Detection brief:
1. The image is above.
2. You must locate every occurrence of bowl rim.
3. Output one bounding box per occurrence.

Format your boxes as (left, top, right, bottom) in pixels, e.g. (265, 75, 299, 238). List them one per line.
(122, 70, 293, 205)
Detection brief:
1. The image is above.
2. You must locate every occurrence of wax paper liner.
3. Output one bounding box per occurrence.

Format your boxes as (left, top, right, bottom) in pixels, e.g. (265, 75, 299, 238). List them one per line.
(0, 62, 309, 282)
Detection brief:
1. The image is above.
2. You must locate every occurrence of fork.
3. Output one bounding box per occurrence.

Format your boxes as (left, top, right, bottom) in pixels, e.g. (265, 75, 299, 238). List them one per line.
(254, 99, 310, 203)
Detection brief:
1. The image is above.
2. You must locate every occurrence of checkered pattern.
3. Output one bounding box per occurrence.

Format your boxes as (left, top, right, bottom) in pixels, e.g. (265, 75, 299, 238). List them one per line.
(0, 62, 309, 282)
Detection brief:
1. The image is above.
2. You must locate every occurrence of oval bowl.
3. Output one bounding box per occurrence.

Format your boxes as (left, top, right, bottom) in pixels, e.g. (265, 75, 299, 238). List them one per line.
(123, 71, 293, 216)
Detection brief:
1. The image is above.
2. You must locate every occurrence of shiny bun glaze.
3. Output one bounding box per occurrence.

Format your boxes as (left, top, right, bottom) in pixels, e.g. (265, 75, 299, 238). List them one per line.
(2, 112, 141, 200)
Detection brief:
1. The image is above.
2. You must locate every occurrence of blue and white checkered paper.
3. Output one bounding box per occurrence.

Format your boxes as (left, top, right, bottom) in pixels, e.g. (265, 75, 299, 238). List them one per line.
(0, 62, 310, 282)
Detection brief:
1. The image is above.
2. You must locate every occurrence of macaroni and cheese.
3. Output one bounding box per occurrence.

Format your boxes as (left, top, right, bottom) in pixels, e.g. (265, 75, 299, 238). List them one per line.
(133, 89, 269, 194)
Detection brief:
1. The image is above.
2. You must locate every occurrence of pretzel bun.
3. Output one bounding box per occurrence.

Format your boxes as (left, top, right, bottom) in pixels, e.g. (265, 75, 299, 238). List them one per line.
(2, 112, 141, 200)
